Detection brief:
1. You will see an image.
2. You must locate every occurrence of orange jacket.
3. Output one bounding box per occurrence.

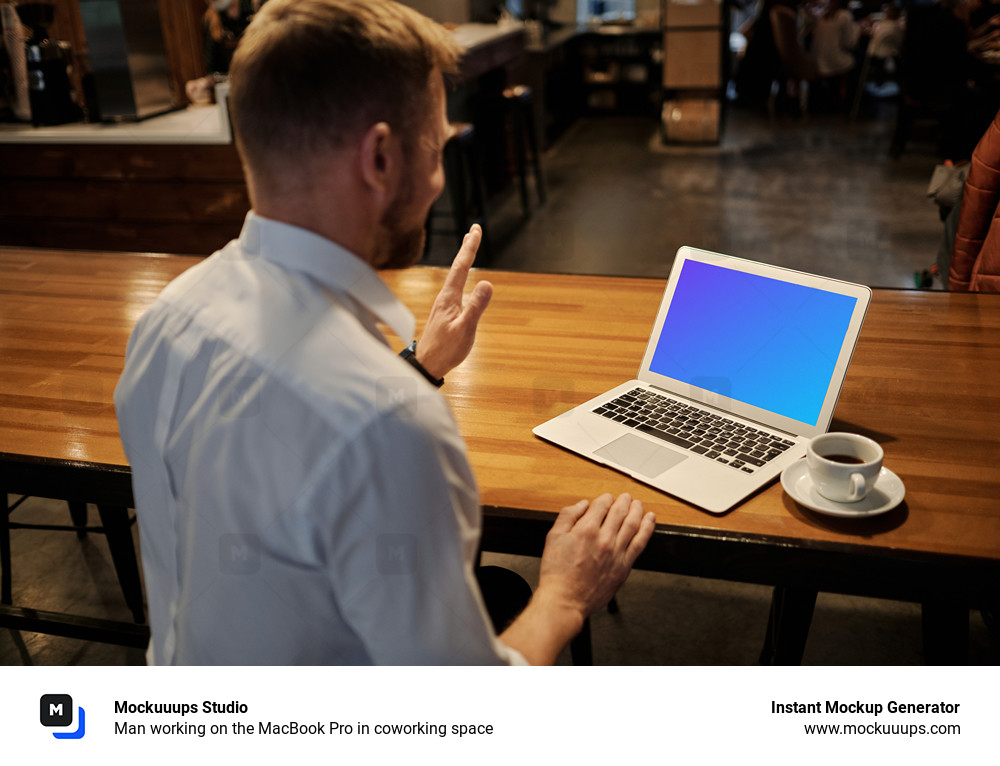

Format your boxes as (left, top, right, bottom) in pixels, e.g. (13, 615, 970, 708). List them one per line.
(951, 108, 1000, 292)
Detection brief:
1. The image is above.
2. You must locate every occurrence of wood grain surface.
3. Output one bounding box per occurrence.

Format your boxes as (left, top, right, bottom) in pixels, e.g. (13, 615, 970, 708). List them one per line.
(2, 247, 998, 563)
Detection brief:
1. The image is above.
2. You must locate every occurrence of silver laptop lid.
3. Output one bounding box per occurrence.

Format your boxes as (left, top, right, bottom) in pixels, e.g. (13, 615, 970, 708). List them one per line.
(637, 247, 872, 439)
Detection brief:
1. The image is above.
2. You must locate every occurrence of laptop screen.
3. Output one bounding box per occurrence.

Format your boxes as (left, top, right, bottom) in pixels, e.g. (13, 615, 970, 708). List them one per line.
(647, 259, 859, 426)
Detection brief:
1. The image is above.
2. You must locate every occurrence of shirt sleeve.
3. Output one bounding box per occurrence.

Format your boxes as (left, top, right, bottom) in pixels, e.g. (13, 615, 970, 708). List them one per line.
(311, 391, 526, 665)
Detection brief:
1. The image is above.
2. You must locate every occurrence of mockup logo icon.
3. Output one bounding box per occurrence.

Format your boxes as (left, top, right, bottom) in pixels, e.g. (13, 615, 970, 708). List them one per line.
(376, 533, 417, 575)
(40, 694, 86, 739)
(220, 533, 261, 574)
(375, 377, 417, 418)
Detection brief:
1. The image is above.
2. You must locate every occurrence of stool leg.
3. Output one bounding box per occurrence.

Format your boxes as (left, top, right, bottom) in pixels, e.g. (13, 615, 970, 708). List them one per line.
(849, 53, 871, 122)
(523, 100, 546, 206)
(921, 599, 969, 665)
(759, 586, 817, 665)
(570, 617, 594, 665)
(96, 504, 145, 623)
(444, 141, 470, 250)
(68, 501, 88, 538)
(466, 133, 491, 265)
(1, 490, 11, 605)
(510, 101, 530, 217)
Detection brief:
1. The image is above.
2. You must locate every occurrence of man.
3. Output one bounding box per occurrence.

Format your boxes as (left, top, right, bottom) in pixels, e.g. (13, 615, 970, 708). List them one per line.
(115, 0, 654, 665)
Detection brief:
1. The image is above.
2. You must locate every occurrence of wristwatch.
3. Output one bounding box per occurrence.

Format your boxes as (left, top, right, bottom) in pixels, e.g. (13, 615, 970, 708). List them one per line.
(400, 340, 444, 387)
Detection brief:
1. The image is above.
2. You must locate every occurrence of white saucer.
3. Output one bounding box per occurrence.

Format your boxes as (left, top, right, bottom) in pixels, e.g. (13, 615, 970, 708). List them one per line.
(780, 458, 905, 517)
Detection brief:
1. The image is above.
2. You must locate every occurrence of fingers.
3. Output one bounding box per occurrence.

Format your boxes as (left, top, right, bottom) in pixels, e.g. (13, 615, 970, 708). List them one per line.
(440, 225, 482, 299)
(552, 492, 655, 563)
(624, 511, 656, 565)
(579, 492, 614, 528)
(611, 496, 644, 546)
(463, 280, 494, 325)
(607, 497, 653, 566)
(550, 498, 589, 534)
(601, 492, 634, 534)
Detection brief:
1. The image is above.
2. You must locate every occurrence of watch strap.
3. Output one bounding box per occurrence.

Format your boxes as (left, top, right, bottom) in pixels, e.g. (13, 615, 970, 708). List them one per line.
(400, 340, 444, 387)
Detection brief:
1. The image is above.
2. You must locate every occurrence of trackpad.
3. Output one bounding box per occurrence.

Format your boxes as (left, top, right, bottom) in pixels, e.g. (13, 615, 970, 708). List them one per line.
(594, 433, 686, 478)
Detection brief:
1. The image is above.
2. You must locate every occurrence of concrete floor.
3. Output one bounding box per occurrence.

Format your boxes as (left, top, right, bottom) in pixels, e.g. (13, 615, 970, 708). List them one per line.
(4, 104, 997, 665)
(427, 103, 944, 289)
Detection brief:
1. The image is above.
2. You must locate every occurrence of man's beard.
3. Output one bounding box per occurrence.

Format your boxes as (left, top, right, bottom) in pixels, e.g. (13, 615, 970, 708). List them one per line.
(374, 181, 428, 270)
(377, 220, 426, 270)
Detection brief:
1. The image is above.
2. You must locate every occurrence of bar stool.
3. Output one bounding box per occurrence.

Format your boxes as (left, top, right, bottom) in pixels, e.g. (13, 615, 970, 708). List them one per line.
(476, 539, 620, 665)
(502, 85, 546, 217)
(425, 121, 491, 263)
(1, 495, 146, 627)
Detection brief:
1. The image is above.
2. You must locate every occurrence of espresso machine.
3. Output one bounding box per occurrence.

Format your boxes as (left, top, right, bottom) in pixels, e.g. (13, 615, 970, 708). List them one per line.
(17, 2, 81, 125)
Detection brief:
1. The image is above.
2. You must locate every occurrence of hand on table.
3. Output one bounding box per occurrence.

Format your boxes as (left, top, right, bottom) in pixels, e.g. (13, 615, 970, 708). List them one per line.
(538, 492, 656, 620)
(498, 492, 655, 664)
(415, 225, 493, 380)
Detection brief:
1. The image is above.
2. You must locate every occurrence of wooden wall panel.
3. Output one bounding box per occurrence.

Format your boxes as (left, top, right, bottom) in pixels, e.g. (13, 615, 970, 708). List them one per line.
(0, 144, 244, 180)
(0, 143, 248, 255)
(0, 219, 244, 256)
(1, 179, 249, 221)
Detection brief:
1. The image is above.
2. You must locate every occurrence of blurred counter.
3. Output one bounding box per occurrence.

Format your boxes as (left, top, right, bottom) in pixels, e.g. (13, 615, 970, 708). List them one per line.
(451, 22, 525, 82)
(0, 84, 232, 145)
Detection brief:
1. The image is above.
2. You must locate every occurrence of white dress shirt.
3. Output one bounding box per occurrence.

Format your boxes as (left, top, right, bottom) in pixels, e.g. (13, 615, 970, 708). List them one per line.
(115, 212, 525, 665)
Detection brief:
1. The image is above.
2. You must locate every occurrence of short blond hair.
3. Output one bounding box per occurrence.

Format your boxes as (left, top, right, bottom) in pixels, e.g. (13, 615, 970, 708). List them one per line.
(229, 0, 462, 177)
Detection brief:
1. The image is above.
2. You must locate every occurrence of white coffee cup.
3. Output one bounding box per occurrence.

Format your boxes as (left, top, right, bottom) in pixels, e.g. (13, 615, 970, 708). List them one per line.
(807, 432, 883, 503)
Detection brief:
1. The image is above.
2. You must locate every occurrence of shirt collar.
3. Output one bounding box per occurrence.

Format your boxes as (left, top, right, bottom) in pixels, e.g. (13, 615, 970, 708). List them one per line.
(238, 211, 415, 343)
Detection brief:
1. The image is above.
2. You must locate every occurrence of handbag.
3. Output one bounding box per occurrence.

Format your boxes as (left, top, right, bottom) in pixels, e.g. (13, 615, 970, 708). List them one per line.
(926, 162, 970, 208)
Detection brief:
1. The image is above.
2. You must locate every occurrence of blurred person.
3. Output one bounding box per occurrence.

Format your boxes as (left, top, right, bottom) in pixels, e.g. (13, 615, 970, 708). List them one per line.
(734, 0, 819, 110)
(950, 107, 1000, 291)
(204, 0, 264, 75)
(809, 0, 860, 109)
(865, 3, 904, 86)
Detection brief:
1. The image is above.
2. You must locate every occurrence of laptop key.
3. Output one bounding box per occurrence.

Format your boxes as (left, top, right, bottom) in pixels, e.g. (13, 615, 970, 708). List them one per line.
(636, 424, 694, 450)
(737, 453, 765, 467)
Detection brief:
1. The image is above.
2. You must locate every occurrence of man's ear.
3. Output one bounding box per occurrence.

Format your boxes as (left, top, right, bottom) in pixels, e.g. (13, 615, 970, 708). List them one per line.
(358, 121, 401, 212)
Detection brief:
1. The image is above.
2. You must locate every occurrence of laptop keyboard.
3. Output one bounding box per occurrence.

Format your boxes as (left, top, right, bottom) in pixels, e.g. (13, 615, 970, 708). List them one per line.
(592, 387, 796, 473)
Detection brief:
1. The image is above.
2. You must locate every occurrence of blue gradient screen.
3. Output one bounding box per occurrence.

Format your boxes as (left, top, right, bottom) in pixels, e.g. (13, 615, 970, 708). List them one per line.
(649, 260, 858, 426)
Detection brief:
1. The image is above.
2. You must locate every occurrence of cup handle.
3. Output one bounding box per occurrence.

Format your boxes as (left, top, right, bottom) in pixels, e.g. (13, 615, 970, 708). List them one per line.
(848, 472, 866, 501)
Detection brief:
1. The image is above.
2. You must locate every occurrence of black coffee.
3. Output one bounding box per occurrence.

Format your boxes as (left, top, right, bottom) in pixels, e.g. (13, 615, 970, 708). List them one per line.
(823, 454, 866, 464)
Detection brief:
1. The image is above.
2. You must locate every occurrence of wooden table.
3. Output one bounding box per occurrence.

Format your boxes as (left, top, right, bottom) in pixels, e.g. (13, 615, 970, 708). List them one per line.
(2, 247, 999, 660)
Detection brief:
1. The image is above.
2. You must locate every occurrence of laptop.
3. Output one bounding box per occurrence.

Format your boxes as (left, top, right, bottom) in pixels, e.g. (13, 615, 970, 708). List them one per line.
(532, 247, 872, 514)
